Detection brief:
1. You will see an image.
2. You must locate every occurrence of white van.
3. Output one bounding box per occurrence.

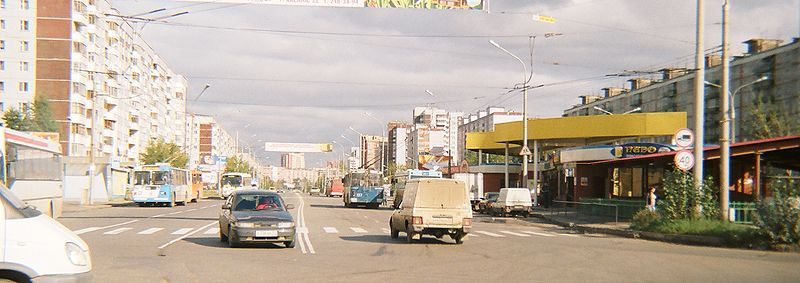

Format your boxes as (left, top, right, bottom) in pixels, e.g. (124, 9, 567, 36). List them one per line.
(489, 188, 533, 217)
(0, 185, 92, 282)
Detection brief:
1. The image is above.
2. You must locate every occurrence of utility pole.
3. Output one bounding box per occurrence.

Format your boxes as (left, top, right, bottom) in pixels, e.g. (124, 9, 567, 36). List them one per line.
(693, 0, 706, 216)
(720, 0, 731, 221)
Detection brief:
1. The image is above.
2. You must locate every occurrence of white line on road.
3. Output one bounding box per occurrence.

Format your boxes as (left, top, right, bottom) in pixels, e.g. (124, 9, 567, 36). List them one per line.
(104, 228, 132, 235)
(350, 227, 368, 233)
(520, 231, 555, 237)
(75, 219, 139, 235)
(138, 228, 164, 235)
(158, 221, 217, 256)
(204, 228, 220, 235)
(474, 231, 505, 237)
(381, 228, 390, 234)
(500, 231, 530, 237)
(555, 233, 579, 238)
(171, 228, 194, 235)
(184, 208, 197, 212)
(298, 196, 315, 254)
(323, 227, 339, 233)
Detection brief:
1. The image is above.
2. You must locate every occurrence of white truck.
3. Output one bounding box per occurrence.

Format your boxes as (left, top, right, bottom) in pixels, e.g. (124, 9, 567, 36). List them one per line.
(452, 173, 484, 211)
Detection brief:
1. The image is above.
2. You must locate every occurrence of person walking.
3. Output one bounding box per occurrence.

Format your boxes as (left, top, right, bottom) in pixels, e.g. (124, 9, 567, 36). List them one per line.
(646, 186, 658, 212)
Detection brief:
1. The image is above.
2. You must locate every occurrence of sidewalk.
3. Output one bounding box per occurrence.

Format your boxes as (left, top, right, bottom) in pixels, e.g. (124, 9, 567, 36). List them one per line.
(62, 200, 135, 213)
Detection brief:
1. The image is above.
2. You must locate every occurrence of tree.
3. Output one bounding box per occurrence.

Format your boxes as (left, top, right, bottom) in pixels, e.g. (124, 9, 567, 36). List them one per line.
(755, 179, 800, 246)
(31, 95, 58, 132)
(140, 139, 188, 168)
(659, 167, 718, 221)
(224, 155, 251, 173)
(3, 108, 26, 131)
(743, 94, 799, 140)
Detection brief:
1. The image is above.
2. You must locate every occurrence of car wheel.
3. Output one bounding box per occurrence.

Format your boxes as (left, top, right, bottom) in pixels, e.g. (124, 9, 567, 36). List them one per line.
(219, 225, 228, 242)
(405, 224, 415, 243)
(284, 239, 295, 248)
(227, 227, 239, 248)
(390, 221, 399, 239)
(455, 232, 466, 245)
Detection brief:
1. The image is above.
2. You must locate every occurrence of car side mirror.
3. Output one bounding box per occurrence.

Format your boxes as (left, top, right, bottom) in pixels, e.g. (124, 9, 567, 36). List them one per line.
(222, 204, 231, 210)
(285, 204, 295, 210)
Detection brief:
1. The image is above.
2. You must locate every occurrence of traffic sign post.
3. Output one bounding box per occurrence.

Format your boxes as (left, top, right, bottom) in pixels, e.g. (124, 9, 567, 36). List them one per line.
(673, 128, 695, 149)
(519, 146, 532, 156)
(674, 150, 695, 172)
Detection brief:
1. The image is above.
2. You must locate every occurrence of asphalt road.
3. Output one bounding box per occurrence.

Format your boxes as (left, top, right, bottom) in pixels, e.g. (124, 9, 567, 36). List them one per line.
(59, 192, 800, 282)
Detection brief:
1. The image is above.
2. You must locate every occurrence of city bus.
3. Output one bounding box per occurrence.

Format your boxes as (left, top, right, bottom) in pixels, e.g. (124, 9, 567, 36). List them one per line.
(131, 164, 191, 207)
(220, 172, 252, 198)
(1, 127, 65, 218)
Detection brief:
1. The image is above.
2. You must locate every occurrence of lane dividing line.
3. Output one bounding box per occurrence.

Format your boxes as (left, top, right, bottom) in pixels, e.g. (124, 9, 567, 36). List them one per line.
(521, 231, 555, 237)
(500, 231, 530, 237)
(75, 219, 140, 235)
(138, 228, 164, 235)
(556, 233, 579, 238)
(171, 228, 194, 235)
(475, 231, 506, 237)
(158, 221, 217, 256)
(104, 228, 132, 235)
(351, 227, 368, 233)
(298, 195, 315, 254)
(323, 227, 339, 233)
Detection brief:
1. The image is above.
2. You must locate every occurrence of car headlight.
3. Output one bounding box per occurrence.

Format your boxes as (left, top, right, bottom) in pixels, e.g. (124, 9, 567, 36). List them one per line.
(237, 222, 255, 228)
(65, 242, 89, 266)
(278, 222, 294, 228)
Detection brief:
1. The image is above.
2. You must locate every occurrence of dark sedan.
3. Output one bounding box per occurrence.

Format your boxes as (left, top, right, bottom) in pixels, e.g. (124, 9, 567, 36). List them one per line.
(219, 190, 296, 248)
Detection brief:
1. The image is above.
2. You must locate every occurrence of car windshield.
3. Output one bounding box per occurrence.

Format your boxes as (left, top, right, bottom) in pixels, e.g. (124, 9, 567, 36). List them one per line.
(233, 195, 284, 211)
(221, 176, 243, 187)
(152, 171, 169, 185)
(487, 193, 499, 201)
(133, 171, 151, 185)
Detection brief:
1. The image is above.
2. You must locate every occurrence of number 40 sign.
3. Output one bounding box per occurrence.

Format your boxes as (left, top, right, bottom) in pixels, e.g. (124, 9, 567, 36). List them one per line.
(674, 150, 695, 172)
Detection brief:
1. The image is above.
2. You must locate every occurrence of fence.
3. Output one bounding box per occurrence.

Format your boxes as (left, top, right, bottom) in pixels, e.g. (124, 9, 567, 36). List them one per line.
(730, 202, 757, 224)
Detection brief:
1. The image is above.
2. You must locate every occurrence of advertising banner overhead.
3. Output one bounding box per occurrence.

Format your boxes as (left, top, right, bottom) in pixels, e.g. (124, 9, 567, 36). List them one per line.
(264, 142, 333, 153)
(182, 0, 483, 10)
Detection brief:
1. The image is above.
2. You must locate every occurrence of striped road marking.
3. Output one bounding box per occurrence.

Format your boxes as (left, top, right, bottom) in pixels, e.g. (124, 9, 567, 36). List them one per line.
(104, 228, 132, 235)
(499, 231, 530, 237)
(474, 231, 505, 237)
(323, 227, 339, 233)
(138, 228, 164, 235)
(556, 233, 579, 238)
(171, 228, 194, 235)
(381, 228, 391, 234)
(520, 231, 555, 237)
(350, 227, 368, 233)
(204, 228, 220, 235)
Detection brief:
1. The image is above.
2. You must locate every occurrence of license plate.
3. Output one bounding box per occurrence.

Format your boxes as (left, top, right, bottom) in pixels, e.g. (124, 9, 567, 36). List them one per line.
(255, 230, 278, 237)
(515, 206, 524, 209)
(350, 198, 358, 203)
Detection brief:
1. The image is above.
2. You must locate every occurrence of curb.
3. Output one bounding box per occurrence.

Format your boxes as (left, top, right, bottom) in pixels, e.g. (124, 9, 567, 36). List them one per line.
(62, 201, 136, 213)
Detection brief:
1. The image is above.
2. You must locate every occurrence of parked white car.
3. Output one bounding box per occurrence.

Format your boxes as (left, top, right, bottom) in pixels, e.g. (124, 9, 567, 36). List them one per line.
(489, 188, 533, 217)
(0, 185, 92, 282)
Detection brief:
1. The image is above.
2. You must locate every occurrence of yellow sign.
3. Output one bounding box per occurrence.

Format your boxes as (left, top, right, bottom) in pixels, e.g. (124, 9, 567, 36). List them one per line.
(533, 14, 557, 24)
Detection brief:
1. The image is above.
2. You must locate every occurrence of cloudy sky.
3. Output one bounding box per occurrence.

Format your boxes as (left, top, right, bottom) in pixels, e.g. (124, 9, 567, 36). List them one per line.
(110, 0, 798, 167)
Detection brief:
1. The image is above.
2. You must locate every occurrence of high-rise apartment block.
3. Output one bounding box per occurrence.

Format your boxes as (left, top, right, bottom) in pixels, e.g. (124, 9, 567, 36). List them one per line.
(281, 152, 306, 169)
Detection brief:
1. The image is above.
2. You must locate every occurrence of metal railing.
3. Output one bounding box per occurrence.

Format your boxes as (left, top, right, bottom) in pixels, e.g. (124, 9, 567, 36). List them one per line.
(547, 200, 620, 224)
(729, 202, 757, 224)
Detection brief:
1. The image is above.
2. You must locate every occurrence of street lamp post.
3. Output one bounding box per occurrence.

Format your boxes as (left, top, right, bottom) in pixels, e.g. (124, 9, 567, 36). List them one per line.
(489, 40, 532, 199)
(364, 112, 387, 178)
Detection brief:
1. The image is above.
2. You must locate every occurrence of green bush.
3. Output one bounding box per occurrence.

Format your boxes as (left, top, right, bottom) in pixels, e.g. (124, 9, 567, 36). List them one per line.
(755, 179, 800, 246)
(631, 209, 662, 231)
(660, 167, 718, 221)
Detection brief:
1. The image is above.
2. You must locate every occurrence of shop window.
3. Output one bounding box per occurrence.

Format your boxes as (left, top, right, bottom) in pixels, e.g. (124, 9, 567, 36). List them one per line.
(613, 167, 645, 198)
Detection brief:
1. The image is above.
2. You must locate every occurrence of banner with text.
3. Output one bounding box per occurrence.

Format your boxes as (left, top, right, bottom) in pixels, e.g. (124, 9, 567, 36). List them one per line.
(182, 0, 483, 10)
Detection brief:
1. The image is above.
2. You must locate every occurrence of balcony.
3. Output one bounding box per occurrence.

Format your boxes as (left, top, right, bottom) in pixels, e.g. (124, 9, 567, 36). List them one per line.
(69, 133, 90, 146)
(101, 144, 113, 154)
(69, 113, 87, 125)
(102, 128, 115, 138)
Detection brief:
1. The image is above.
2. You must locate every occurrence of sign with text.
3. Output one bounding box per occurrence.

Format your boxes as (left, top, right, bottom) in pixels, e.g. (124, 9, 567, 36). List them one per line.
(674, 150, 695, 172)
(610, 143, 674, 158)
(181, 0, 483, 9)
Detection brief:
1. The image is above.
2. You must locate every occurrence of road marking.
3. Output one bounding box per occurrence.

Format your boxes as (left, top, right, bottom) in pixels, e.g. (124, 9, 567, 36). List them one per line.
(381, 228, 391, 234)
(138, 228, 164, 235)
(158, 221, 217, 256)
(520, 231, 555, 237)
(171, 228, 194, 235)
(474, 231, 505, 237)
(350, 227, 368, 233)
(500, 231, 530, 237)
(295, 195, 315, 254)
(75, 219, 140, 235)
(323, 227, 339, 233)
(469, 233, 479, 237)
(184, 208, 197, 212)
(204, 228, 220, 235)
(555, 233, 579, 238)
(104, 228, 132, 235)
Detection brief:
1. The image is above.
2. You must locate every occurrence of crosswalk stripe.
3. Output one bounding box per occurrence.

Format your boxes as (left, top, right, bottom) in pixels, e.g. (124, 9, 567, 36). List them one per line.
(474, 231, 505, 237)
(500, 231, 530, 237)
(172, 228, 194, 235)
(138, 228, 164, 235)
(350, 227, 368, 233)
(104, 228, 132, 235)
(555, 233, 579, 238)
(520, 231, 556, 237)
(469, 233, 479, 237)
(323, 227, 339, 233)
(381, 228, 391, 233)
(204, 228, 220, 235)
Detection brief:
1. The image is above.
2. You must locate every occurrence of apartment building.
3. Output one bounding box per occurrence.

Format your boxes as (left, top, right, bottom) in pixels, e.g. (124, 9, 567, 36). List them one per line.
(189, 114, 236, 171)
(0, 0, 188, 163)
(563, 38, 800, 144)
(0, 0, 36, 113)
(359, 134, 386, 172)
(457, 107, 522, 164)
(408, 106, 463, 170)
(281, 152, 305, 169)
(387, 121, 410, 168)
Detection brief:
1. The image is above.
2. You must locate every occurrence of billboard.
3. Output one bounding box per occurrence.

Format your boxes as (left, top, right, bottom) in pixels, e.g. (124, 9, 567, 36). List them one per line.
(181, 0, 483, 9)
(418, 155, 451, 171)
(264, 142, 333, 153)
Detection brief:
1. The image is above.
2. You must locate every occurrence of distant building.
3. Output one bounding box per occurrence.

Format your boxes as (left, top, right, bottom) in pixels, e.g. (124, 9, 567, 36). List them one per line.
(458, 107, 523, 164)
(360, 135, 386, 172)
(281, 152, 306, 169)
(188, 114, 236, 170)
(563, 38, 800, 144)
(408, 106, 462, 170)
(387, 121, 411, 169)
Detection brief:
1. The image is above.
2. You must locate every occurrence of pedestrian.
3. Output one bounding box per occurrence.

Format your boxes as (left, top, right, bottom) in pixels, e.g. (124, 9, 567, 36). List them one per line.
(646, 186, 657, 212)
